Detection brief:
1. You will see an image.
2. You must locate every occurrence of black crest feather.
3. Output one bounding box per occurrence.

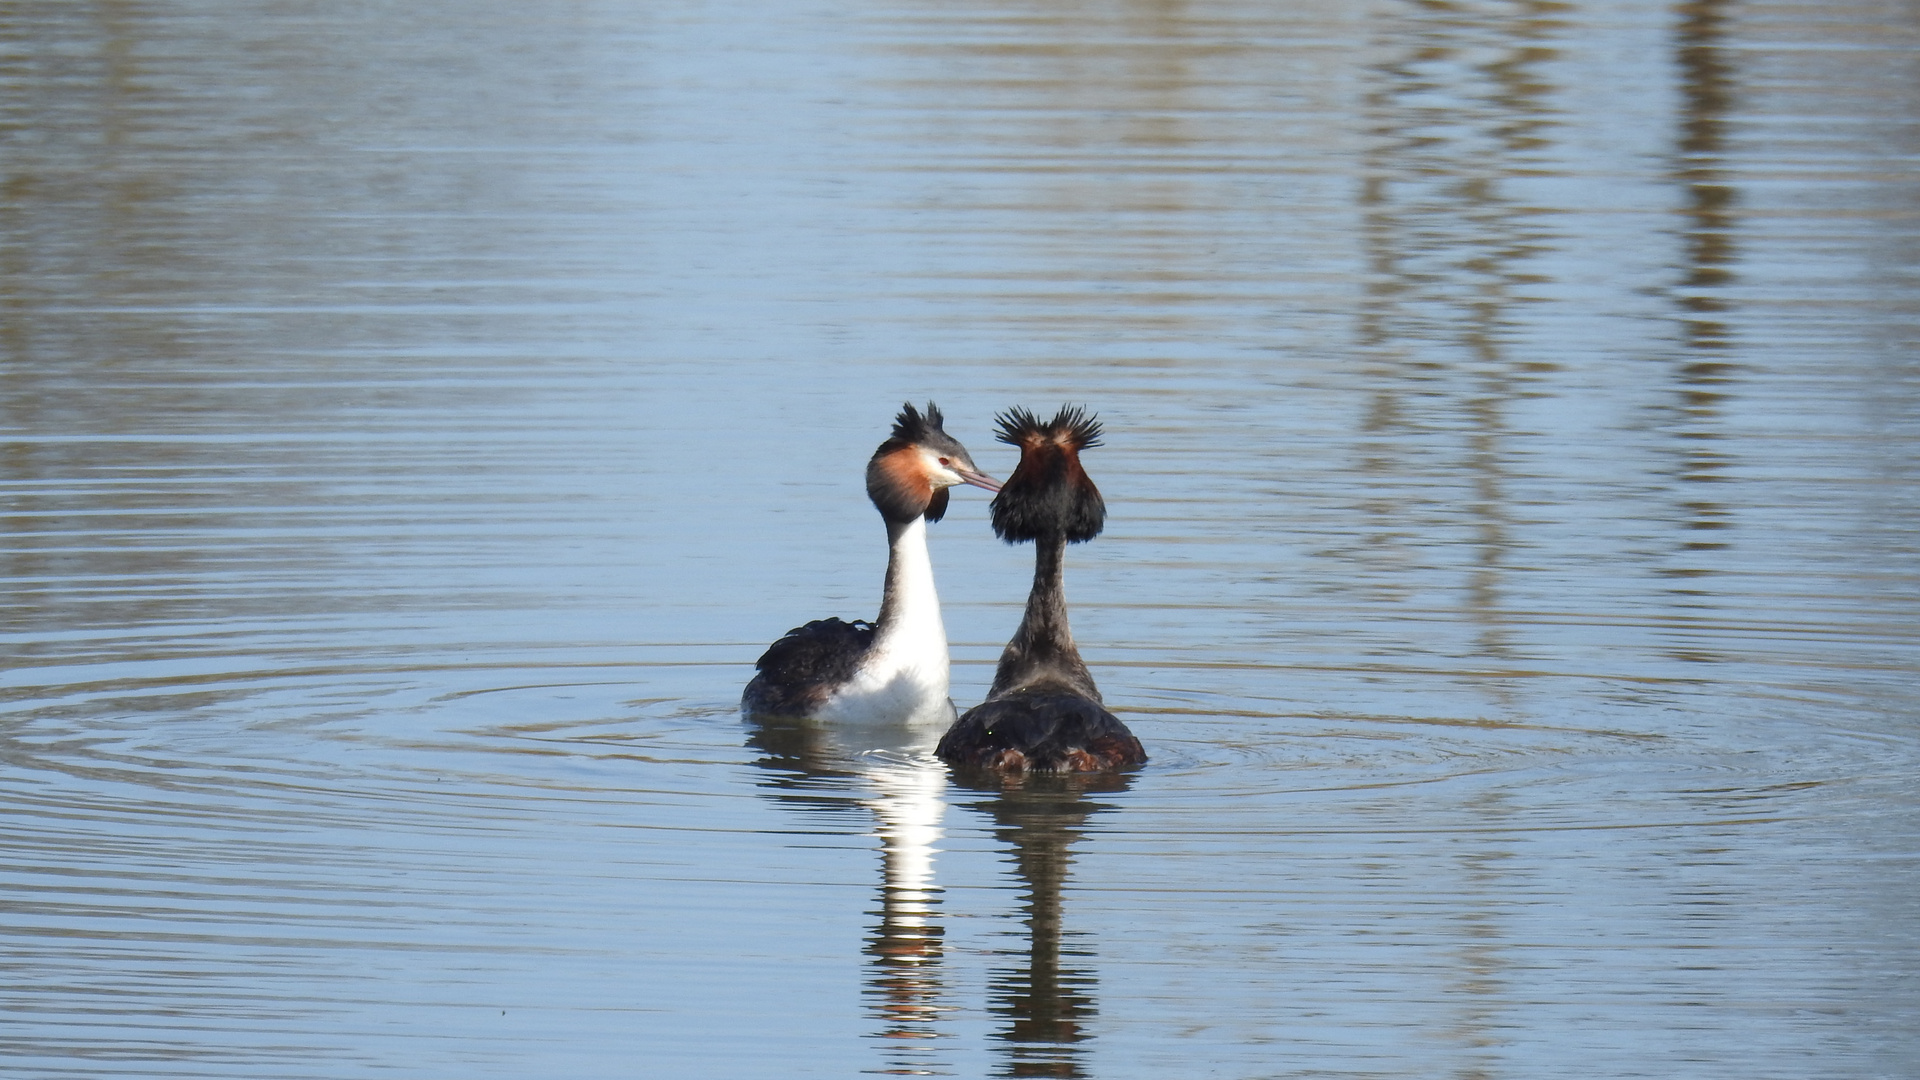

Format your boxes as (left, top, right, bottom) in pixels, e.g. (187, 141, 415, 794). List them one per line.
(994, 405, 1102, 450)
(989, 404, 1106, 544)
(889, 401, 945, 445)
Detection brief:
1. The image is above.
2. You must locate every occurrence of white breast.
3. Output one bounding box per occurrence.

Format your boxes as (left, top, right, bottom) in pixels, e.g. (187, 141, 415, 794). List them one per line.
(814, 516, 956, 727)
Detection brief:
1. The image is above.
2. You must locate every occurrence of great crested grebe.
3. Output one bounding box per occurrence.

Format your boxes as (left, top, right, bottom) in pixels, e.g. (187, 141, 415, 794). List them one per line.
(935, 406, 1146, 773)
(743, 402, 1001, 726)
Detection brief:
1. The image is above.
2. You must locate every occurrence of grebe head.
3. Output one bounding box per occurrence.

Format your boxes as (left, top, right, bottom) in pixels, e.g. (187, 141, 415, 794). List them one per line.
(866, 401, 1002, 524)
(989, 405, 1106, 544)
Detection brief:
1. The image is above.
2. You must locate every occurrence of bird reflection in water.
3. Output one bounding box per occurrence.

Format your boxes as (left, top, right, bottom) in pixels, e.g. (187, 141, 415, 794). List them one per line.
(952, 770, 1131, 1079)
(744, 713, 953, 1075)
(745, 716, 1128, 1077)
(865, 760, 950, 1073)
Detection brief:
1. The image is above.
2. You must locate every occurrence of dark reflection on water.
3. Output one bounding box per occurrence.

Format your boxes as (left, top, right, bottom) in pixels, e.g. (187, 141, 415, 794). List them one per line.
(4, 0, 1920, 1075)
(961, 774, 1128, 1080)
(1666, 0, 1739, 607)
(1352, 0, 1565, 679)
(743, 715, 1129, 1079)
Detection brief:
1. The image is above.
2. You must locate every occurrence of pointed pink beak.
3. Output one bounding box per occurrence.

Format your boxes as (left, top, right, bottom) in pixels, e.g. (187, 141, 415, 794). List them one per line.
(956, 466, 1002, 493)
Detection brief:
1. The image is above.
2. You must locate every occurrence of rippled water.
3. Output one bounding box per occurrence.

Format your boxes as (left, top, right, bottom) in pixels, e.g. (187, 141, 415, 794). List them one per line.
(4, 0, 1917, 1076)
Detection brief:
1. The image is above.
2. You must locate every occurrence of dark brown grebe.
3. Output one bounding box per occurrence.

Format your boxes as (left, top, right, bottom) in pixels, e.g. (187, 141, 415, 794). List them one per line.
(935, 406, 1146, 773)
(743, 403, 1001, 726)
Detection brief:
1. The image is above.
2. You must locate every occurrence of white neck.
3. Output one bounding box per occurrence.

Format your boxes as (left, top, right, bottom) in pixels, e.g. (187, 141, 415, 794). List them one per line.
(816, 514, 955, 726)
(874, 516, 946, 655)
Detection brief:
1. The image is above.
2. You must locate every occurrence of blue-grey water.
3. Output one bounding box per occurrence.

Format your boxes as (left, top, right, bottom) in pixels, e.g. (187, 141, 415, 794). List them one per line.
(3, 1, 1917, 1077)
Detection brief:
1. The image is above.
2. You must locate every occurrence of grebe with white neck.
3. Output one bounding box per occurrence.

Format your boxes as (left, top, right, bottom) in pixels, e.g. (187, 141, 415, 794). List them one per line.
(935, 406, 1146, 773)
(743, 403, 1001, 727)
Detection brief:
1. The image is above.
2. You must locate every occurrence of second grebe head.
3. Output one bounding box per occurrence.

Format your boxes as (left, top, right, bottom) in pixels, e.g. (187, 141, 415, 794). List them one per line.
(866, 401, 1002, 524)
(989, 405, 1106, 544)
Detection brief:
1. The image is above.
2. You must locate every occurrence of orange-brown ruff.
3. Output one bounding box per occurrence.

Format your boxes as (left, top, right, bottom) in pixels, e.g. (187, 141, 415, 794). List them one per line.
(935, 406, 1146, 773)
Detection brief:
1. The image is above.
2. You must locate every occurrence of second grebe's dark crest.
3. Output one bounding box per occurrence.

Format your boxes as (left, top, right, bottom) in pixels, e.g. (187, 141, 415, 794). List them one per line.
(989, 405, 1106, 544)
(867, 402, 1000, 525)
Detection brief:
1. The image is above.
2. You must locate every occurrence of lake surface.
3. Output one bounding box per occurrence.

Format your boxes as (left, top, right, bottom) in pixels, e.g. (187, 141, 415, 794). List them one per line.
(3, 0, 1917, 1076)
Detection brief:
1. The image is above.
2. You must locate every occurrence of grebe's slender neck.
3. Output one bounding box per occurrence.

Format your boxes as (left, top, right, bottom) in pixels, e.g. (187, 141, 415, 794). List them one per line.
(989, 535, 1099, 700)
(875, 515, 945, 646)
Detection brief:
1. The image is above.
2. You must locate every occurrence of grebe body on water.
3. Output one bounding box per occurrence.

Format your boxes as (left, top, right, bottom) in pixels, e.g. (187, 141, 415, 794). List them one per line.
(743, 403, 1000, 727)
(936, 407, 1146, 773)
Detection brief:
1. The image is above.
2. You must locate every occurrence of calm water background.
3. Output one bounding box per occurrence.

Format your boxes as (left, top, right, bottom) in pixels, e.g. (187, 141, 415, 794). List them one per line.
(4, 0, 1918, 1076)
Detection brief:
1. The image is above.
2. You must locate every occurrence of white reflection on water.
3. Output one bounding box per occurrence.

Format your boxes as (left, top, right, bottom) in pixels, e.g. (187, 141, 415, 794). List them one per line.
(863, 757, 950, 1071)
(2, 0, 1918, 1076)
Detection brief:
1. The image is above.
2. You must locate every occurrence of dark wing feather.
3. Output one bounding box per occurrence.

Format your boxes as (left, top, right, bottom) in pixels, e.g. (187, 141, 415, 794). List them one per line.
(741, 618, 876, 717)
(936, 689, 1145, 773)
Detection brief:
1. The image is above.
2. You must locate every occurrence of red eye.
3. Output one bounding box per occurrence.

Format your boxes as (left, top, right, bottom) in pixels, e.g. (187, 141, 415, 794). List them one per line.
(939, 457, 951, 465)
